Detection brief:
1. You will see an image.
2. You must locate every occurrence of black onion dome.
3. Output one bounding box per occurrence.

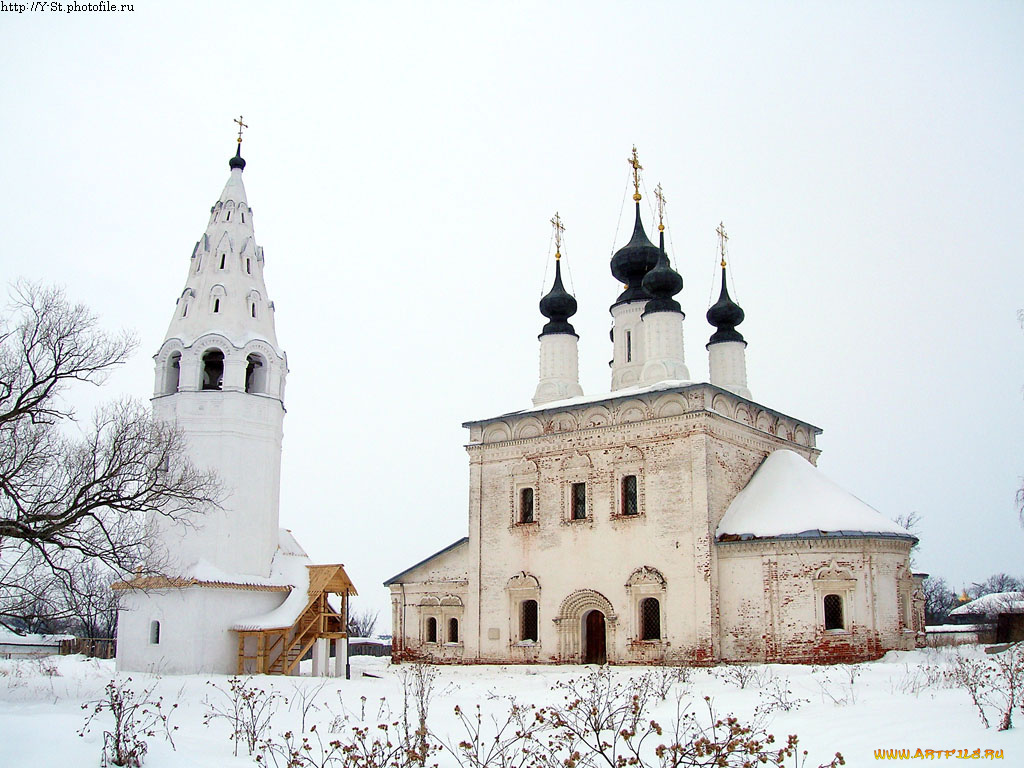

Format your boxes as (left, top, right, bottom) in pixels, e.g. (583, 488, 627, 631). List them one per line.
(641, 230, 683, 316)
(539, 259, 578, 336)
(610, 204, 661, 306)
(229, 143, 246, 171)
(706, 265, 745, 345)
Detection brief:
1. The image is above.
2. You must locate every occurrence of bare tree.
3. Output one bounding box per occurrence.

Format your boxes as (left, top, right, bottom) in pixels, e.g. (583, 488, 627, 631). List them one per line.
(893, 510, 922, 567)
(58, 559, 121, 638)
(969, 573, 1024, 600)
(347, 606, 379, 638)
(923, 576, 959, 625)
(0, 281, 220, 630)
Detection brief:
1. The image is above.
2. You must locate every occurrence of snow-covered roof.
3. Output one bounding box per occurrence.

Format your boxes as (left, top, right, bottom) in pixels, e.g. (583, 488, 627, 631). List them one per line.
(950, 591, 1024, 617)
(231, 529, 314, 631)
(716, 449, 913, 542)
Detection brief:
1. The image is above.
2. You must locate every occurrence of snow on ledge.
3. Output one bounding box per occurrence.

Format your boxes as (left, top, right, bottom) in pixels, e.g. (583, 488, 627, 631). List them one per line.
(716, 449, 912, 541)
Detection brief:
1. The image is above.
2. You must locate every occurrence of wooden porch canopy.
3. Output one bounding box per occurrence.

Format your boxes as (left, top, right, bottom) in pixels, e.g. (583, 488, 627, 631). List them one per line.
(235, 564, 357, 676)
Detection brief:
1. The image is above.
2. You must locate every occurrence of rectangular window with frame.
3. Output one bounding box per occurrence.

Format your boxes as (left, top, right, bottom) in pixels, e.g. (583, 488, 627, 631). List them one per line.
(621, 475, 638, 516)
(571, 482, 587, 520)
(519, 487, 535, 524)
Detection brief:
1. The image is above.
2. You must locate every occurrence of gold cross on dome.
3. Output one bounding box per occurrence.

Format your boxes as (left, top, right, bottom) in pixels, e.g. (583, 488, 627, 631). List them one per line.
(550, 212, 565, 259)
(234, 115, 248, 144)
(654, 183, 666, 231)
(717, 221, 729, 267)
(628, 145, 643, 201)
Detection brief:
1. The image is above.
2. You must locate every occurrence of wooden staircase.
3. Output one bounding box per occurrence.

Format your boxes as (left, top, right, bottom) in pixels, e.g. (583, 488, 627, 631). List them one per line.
(235, 564, 356, 675)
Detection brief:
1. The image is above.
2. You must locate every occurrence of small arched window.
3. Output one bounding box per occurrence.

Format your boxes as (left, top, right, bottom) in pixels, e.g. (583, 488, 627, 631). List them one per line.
(202, 349, 224, 391)
(195, 255, 202, 273)
(426, 617, 437, 643)
(150, 620, 161, 645)
(225, 211, 231, 222)
(640, 597, 661, 640)
(521, 599, 538, 642)
(251, 303, 256, 318)
(448, 618, 459, 643)
(165, 352, 181, 394)
(246, 258, 251, 274)
(181, 302, 188, 318)
(219, 254, 226, 269)
(213, 298, 220, 313)
(245, 353, 267, 394)
(241, 211, 245, 223)
(824, 594, 844, 631)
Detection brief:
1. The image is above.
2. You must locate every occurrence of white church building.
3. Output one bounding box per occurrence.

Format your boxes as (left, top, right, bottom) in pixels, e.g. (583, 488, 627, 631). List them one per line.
(114, 139, 355, 676)
(387, 153, 926, 665)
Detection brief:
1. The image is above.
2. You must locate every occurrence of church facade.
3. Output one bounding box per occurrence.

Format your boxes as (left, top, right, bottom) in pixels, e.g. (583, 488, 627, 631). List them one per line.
(387, 158, 925, 665)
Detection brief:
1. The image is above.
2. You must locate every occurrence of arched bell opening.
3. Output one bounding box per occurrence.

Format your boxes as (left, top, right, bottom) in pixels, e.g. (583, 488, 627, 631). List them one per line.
(164, 352, 181, 394)
(201, 349, 225, 391)
(245, 353, 268, 394)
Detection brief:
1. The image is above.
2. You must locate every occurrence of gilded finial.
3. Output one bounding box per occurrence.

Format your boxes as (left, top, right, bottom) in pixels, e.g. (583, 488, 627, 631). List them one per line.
(234, 115, 248, 144)
(716, 221, 729, 268)
(628, 145, 643, 201)
(654, 183, 666, 232)
(550, 212, 565, 260)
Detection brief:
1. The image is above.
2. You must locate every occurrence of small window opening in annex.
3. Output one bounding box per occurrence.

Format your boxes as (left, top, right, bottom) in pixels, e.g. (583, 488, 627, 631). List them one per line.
(448, 618, 459, 643)
(245, 353, 267, 394)
(639, 597, 661, 640)
(425, 617, 437, 643)
(201, 349, 225, 391)
(150, 620, 160, 645)
(823, 593, 844, 631)
(219, 253, 226, 269)
(520, 599, 539, 642)
(519, 487, 534, 523)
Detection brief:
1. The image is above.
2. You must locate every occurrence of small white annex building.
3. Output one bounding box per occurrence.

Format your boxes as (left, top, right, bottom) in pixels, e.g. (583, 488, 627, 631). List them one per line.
(115, 140, 355, 676)
(387, 155, 926, 665)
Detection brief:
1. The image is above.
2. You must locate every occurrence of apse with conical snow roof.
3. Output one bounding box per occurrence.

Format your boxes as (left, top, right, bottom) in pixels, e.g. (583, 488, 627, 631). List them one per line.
(151, 140, 288, 580)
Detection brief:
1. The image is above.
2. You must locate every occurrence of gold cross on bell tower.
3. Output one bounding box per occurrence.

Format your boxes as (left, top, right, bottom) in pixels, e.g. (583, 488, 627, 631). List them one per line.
(550, 212, 565, 260)
(716, 221, 729, 267)
(654, 183, 666, 232)
(628, 145, 643, 201)
(234, 115, 248, 144)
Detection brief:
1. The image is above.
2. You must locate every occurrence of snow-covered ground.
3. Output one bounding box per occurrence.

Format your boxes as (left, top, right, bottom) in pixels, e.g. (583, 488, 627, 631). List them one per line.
(0, 649, 1020, 767)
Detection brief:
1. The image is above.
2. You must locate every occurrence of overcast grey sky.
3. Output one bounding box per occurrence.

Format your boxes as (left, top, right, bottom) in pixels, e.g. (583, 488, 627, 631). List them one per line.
(2, 1, 1022, 626)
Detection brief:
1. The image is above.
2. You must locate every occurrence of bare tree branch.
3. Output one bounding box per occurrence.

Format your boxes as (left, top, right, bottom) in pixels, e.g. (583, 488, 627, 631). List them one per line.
(0, 281, 220, 631)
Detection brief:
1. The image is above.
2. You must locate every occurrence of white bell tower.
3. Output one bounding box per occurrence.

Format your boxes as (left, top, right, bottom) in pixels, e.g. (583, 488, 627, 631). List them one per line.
(151, 131, 287, 579)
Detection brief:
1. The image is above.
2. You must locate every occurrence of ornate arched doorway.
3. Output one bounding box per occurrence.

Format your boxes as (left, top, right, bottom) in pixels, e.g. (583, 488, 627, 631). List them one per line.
(583, 610, 606, 664)
(555, 589, 616, 663)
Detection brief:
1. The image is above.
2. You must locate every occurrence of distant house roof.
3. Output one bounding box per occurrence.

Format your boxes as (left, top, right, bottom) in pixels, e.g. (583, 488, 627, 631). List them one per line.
(717, 449, 914, 543)
(950, 591, 1024, 617)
